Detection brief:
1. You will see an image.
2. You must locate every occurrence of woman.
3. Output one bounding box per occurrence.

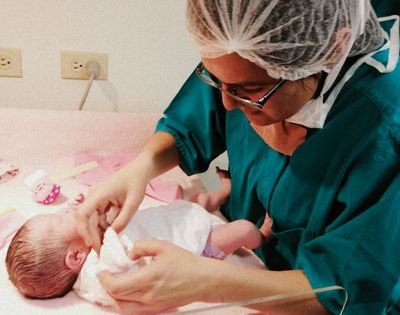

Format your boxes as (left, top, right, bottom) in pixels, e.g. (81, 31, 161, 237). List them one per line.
(76, 1, 400, 314)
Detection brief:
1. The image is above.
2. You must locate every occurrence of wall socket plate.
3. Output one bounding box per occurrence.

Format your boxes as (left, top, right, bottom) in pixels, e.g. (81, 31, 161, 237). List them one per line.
(61, 50, 108, 80)
(0, 48, 22, 77)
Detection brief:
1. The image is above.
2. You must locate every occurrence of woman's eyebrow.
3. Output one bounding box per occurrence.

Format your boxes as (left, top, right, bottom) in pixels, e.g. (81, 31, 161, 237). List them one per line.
(222, 77, 279, 87)
(206, 68, 277, 86)
(239, 80, 277, 87)
(212, 72, 279, 87)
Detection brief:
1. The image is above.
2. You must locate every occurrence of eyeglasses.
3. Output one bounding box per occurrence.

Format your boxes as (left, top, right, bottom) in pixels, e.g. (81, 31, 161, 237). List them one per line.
(195, 62, 286, 110)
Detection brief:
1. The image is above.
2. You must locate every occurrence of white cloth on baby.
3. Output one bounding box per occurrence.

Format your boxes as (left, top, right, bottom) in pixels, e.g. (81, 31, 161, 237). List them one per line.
(73, 200, 224, 306)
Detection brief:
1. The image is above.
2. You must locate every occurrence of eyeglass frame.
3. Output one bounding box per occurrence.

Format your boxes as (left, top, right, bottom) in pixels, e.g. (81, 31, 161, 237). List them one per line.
(195, 62, 287, 110)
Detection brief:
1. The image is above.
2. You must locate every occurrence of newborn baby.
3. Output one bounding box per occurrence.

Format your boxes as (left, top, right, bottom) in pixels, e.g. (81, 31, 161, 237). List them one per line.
(6, 172, 268, 305)
(73, 199, 228, 305)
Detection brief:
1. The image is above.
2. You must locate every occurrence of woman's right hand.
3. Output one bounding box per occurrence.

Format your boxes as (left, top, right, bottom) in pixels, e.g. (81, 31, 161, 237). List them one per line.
(75, 162, 148, 253)
(76, 132, 180, 253)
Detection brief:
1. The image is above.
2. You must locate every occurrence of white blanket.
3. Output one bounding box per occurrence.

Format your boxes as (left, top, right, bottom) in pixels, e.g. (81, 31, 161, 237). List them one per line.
(74, 200, 224, 306)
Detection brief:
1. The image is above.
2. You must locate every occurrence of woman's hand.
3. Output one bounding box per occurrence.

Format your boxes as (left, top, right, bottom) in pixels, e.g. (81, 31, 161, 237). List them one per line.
(97, 240, 329, 315)
(97, 240, 212, 314)
(75, 163, 148, 252)
(75, 132, 180, 253)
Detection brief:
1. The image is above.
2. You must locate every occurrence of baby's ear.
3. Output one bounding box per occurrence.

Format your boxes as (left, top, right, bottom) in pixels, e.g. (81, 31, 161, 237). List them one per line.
(65, 247, 88, 270)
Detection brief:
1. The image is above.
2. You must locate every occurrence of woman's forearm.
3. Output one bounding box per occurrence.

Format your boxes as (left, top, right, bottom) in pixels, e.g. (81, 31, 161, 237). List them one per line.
(129, 131, 180, 181)
(200, 258, 330, 315)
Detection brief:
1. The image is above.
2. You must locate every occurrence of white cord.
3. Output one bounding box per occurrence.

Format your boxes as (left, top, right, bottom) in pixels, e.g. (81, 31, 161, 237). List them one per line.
(78, 60, 100, 111)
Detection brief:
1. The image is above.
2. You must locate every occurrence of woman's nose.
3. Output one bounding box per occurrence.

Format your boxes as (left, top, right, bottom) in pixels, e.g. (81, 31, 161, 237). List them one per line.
(221, 93, 239, 111)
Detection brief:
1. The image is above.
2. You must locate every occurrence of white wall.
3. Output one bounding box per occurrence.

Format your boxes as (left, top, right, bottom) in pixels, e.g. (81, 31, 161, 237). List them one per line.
(0, 0, 199, 112)
(0, 0, 228, 189)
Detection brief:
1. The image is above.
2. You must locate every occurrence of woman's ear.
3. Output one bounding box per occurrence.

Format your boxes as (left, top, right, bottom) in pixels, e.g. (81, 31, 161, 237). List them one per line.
(323, 28, 352, 69)
(65, 247, 89, 270)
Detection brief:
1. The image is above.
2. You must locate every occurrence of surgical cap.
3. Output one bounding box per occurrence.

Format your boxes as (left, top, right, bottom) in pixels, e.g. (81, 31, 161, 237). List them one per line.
(186, 0, 385, 80)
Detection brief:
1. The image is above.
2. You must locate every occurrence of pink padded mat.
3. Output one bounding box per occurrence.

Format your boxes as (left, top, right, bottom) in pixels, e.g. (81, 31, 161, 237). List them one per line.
(0, 108, 264, 314)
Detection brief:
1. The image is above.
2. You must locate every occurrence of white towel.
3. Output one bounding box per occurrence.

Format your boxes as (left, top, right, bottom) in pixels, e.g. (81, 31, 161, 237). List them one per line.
(73, 200, 224, 306)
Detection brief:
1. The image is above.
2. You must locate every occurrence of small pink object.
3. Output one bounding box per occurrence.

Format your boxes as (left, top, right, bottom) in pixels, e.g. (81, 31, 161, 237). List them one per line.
(0, 161, 19, 184)
(24, 170, 61, 205)
(37, 182, 61, 204)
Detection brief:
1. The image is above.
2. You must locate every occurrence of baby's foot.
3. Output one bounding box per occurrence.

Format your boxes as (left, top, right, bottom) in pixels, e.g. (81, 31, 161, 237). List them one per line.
(215, 166, 230, 182)
(190, 167, 231, 212)
(215, 166, 231, 194)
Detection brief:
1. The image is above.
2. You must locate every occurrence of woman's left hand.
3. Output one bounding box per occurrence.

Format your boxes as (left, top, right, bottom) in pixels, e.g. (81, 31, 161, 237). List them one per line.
(97, 240, 211, 314)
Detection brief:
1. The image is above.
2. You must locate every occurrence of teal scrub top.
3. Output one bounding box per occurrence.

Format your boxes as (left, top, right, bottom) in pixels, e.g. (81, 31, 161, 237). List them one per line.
(155, 35, 400, 315)
(371, 0, 399, 16)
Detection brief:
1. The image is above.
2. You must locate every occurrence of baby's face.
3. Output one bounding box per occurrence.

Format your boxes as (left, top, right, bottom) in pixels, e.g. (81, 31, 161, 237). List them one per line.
(29, 207, 81, 241)
(30, 207, 106, 245)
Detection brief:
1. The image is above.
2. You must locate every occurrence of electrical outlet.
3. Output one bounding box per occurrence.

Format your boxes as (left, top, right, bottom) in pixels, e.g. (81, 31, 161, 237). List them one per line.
(61, 50, 108, 80)
(0, 48, 22, 77)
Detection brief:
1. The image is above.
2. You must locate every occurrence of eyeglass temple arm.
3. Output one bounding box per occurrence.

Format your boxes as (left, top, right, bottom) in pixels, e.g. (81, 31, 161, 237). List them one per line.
(256, 79, 287, 105)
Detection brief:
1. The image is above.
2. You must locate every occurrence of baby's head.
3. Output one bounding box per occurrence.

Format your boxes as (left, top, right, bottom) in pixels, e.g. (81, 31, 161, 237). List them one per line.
(5, 207, 92, 299)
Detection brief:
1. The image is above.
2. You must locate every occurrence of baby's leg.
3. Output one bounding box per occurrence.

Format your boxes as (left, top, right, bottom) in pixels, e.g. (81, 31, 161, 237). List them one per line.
(190, 167, 231, 212)
(204, 220, 264, 258)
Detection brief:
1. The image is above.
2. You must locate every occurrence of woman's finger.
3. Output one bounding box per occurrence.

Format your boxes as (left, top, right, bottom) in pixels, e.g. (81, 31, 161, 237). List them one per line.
(110, 196, 140, 233)
(97, 270, 147, 297)
(129, 239, 168, 260)
(75, 207, 96, 246)
(75, 196, 110, 246)
(97, 241, 169, 297)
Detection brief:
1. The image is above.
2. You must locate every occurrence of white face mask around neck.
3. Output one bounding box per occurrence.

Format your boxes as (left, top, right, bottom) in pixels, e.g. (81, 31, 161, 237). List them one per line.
(286, 15, 399, 129)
